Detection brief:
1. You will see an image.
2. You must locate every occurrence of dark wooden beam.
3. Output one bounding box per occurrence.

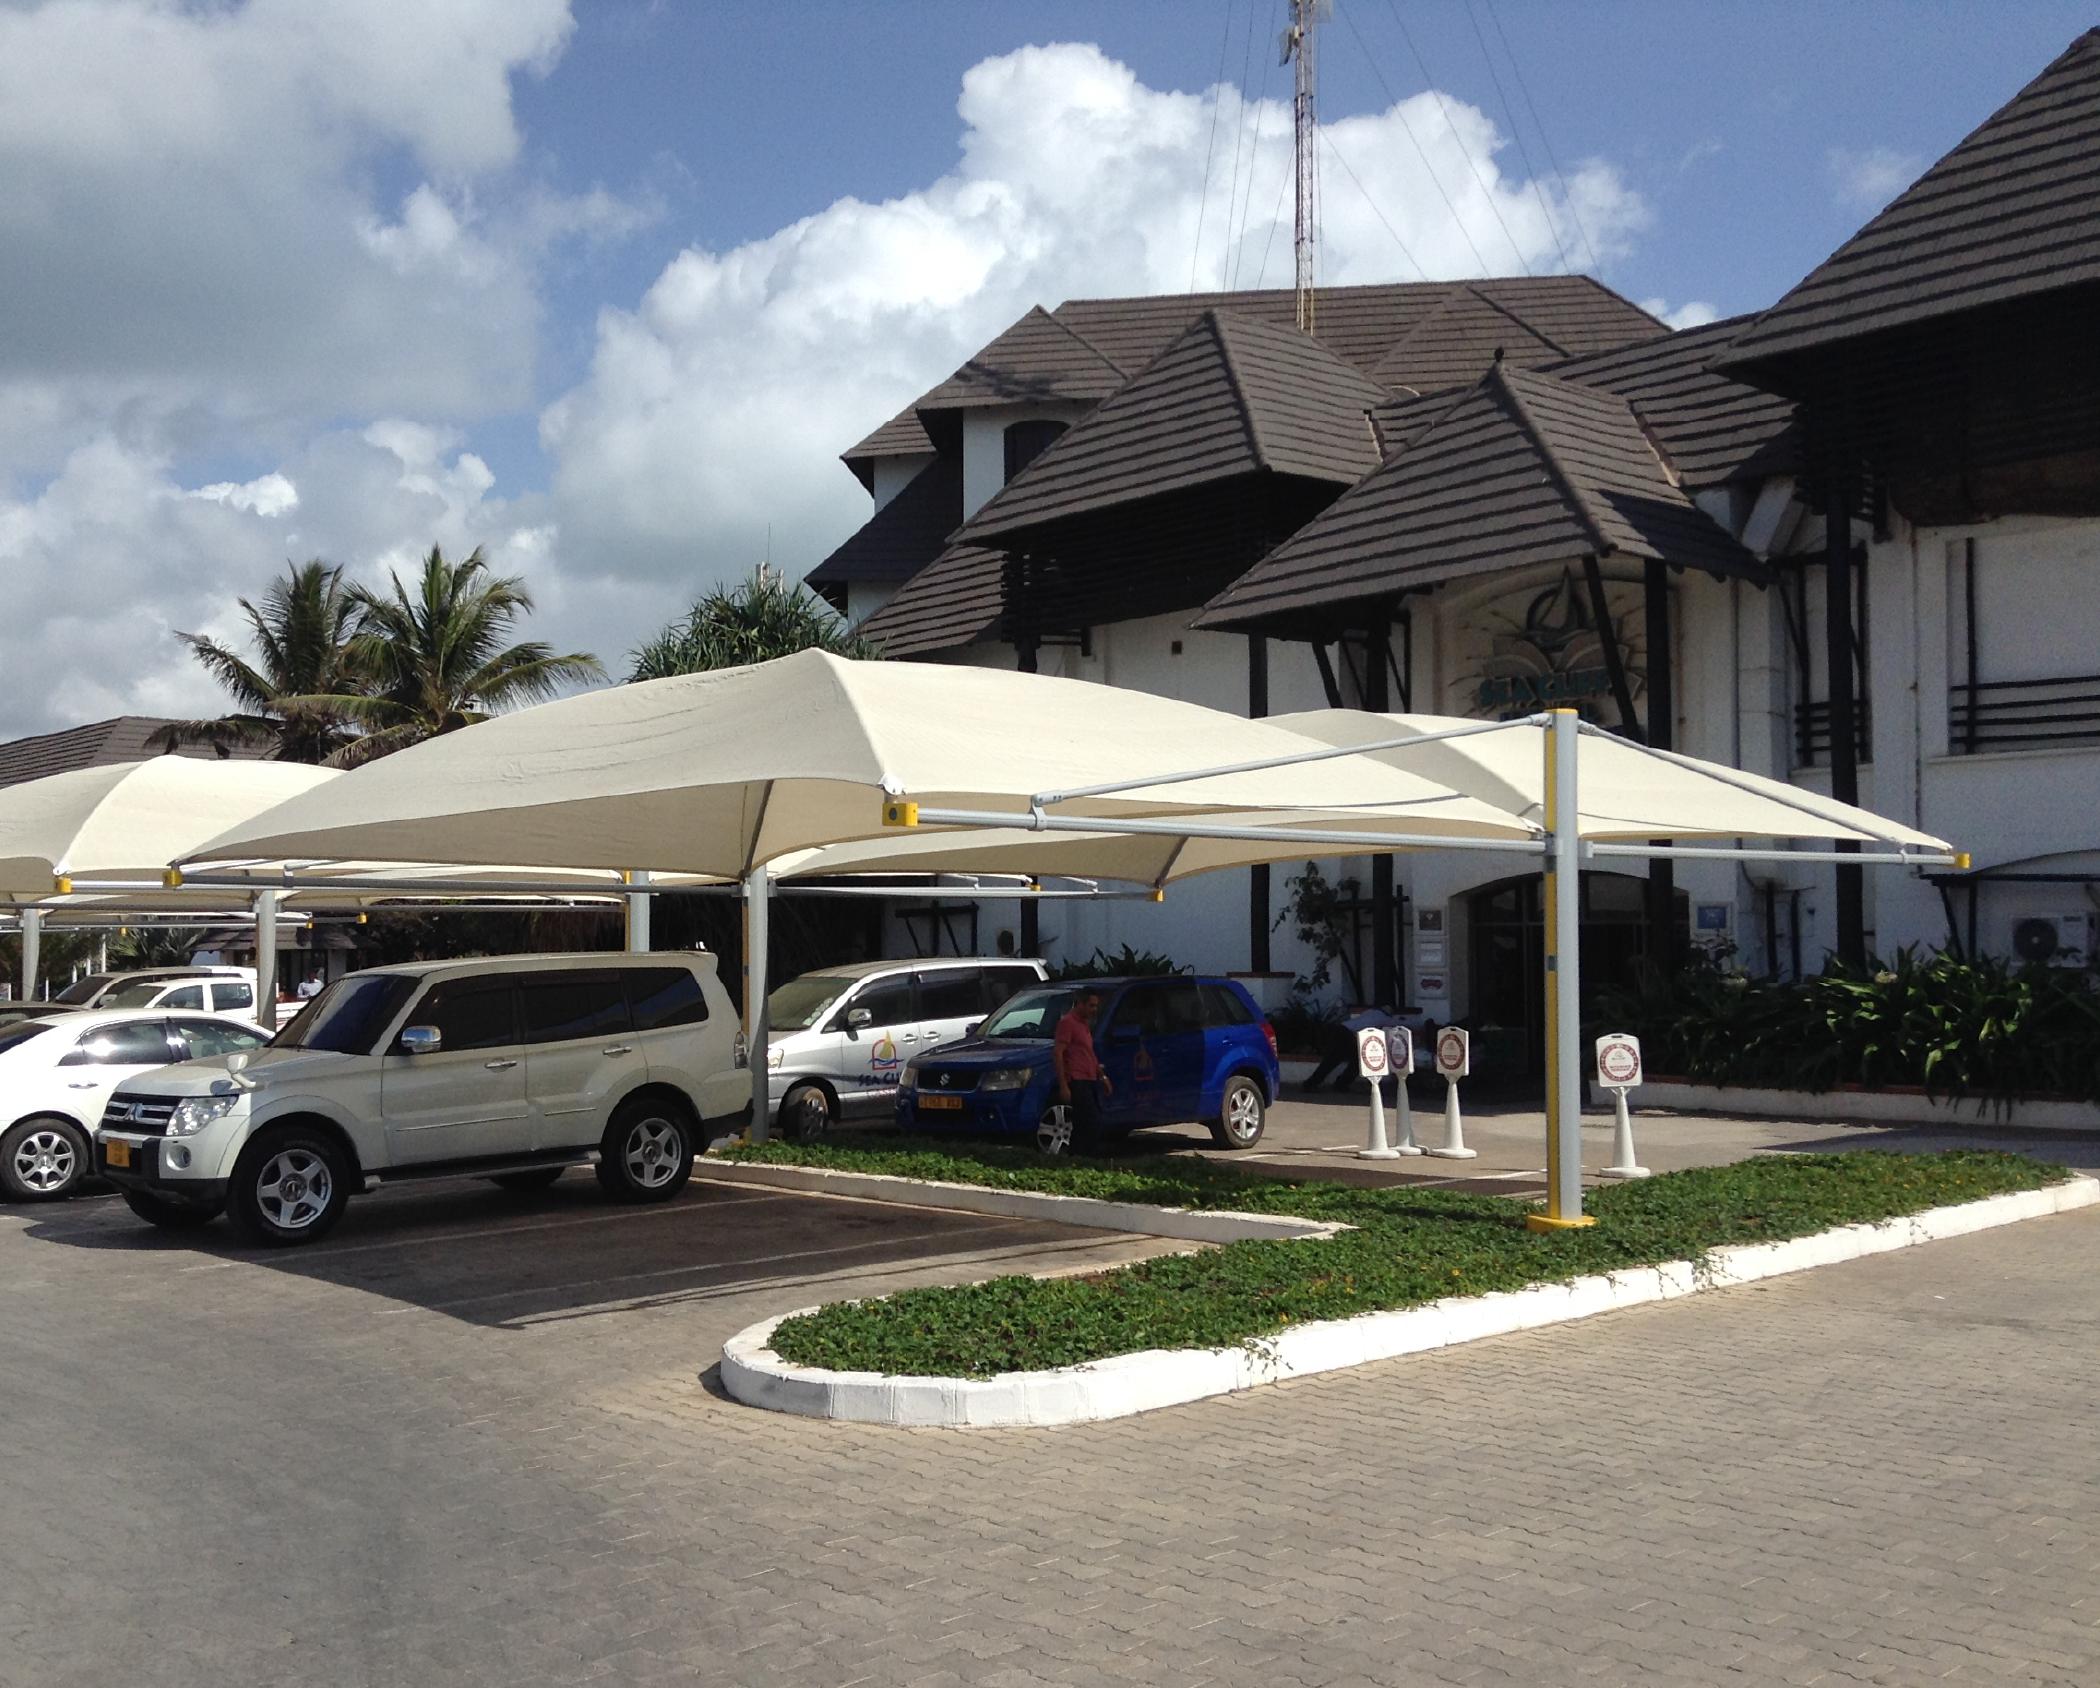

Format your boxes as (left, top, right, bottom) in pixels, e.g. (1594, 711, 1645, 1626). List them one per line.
(1824, 471, 1865, 965)
(1579, 553, 1644, 742)
(1247, 634, 1271, 976)
(1643, 558, 1677, 973)
(1363, 611, 1397, 1007)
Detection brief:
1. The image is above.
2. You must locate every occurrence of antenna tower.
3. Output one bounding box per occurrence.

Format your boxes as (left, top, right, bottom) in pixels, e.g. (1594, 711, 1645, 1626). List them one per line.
(1282, 0, 1325, 332)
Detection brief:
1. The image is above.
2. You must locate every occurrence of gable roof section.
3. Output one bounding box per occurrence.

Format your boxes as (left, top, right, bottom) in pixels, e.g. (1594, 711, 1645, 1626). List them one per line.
(806, 455, 963, 589)
(1196, 363, 1764, 631)
(1718, 29, 2100, 374)
(1369, 285, 1571, 394)
(0, 717, 257, 791)
(911, 307, 1126, 412)
(957, 311, 1384, 544)
(855, 542, 1007, 657)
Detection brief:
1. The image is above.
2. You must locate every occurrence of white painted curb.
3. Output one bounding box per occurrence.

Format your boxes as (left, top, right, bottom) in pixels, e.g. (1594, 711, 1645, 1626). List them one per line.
(693, 1159, 1343, 1246)
(1642, 1079, 2100, 1134)
(718, 1175, 2099, 1429)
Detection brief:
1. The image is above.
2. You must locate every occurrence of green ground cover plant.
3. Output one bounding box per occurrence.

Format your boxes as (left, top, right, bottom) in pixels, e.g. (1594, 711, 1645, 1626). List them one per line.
(718, 1137, 2065, 1378)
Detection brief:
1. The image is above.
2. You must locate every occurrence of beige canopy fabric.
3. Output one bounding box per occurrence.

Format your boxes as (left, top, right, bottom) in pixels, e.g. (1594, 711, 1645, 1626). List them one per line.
(0, 758, 338, 895)
(1269, 710, 1952, 849)
(188, 651, 1533, 875)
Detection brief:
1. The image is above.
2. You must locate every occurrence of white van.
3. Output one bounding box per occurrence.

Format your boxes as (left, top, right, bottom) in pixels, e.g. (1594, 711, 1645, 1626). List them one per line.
(765, 956, 1047, 1133)
(56, 968, 259, 1018)
(96, 952, 751, 1246)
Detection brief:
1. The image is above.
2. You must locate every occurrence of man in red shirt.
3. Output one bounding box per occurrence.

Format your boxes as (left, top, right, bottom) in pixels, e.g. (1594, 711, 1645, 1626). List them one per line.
(1052, 987, 1112, 1152)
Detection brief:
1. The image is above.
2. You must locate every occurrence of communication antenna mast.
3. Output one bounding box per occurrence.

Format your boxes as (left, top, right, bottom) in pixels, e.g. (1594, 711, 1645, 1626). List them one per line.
(1281, 0, 1328, 332)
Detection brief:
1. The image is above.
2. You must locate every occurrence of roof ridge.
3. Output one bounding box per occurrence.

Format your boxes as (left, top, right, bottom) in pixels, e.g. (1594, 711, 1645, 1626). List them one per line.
(1461, 282, 1573, 356)
(1207, 311, 1272, 472)
(1043, 309, 1126, 377)
(1492, 363, 1620, 558)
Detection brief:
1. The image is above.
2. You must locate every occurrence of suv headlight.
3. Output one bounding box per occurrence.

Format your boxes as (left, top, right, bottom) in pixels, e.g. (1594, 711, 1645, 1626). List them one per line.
(168, 1093, 242, 1138)
(978, 1067, 1033, 1092)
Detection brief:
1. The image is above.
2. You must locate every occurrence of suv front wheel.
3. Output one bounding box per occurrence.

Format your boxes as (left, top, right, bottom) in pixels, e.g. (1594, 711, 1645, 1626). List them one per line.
(596, 1097, 695, 1202)
(226, 1126, 350, 1246)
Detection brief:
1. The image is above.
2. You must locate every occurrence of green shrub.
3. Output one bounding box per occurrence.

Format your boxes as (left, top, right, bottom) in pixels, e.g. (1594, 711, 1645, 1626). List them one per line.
(1048, 944, 1185, 980)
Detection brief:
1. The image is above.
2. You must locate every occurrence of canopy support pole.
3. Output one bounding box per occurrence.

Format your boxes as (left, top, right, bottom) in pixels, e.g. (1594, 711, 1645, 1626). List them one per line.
(18, 906, 40, 1003)
(625, 870, 652, 953)
(254, 889, 280, 1027)
(742, 865, 772, 1143)
(1531, 708, 1593, 1232)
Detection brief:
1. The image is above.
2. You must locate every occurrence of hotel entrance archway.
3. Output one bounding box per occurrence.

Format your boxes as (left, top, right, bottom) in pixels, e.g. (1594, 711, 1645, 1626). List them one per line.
(1466, 872, 1687, 1077)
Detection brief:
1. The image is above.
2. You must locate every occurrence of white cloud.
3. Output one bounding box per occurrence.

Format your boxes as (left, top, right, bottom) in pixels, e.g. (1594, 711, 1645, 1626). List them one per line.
(1640, 297, 1722, 331)
(1827, 145, 1920, 212)
(189, 473, 300, 519)
(541, 42, 1653, 597)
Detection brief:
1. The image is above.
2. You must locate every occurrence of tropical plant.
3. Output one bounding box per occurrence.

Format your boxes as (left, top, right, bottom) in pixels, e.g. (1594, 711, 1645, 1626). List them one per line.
(1273, 861, 1362, 998)
(297, 545, 603, 765)
(628, 566, 874, 681)
(1048, 944, 1187, 981)
(148, 560, 369, 763)
(107, 926, 211, 970)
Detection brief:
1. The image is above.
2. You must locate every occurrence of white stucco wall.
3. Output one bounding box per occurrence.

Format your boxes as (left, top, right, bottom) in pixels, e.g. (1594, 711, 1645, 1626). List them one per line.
(961, 403, 1094, 517)
(869, 453, 934, 512)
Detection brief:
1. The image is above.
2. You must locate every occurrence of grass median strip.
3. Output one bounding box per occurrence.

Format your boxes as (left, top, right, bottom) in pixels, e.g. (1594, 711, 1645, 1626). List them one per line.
(717, 1139, 2067, 1379)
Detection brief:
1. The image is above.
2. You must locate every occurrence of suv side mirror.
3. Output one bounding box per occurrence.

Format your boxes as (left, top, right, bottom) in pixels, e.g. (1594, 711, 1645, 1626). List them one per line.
(966, 1020, 983, 1038)
(847, 1007, 872, 1028)
(398, 1025, 443, 1056)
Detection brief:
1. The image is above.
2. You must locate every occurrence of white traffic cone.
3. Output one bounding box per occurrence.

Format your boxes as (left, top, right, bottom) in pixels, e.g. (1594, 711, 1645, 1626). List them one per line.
(1600, 1088, 1650, 1179)
(1427, 1075, 1477, 1159)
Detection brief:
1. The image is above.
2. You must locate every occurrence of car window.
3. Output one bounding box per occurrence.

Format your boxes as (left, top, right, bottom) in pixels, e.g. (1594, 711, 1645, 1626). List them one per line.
(211, 981, 255, 1012)
(520, 971, 633, 1044)
(628, 967, 709, 1031)
(403, 976, 519, 1053)
(979, 987, 1075, 1040)
(274, 973, 418, 1054)
(1200, 983, 1256, 1027)
(97, 980, 171, 1010)
(1156, 982, 1208, 1033)
(768, 973, 854, 1033)
(915, 969, 982, 1023)
(62, 1020, 176, 1067)
(980, 966, 1041, 1013)
(159, 984, 207, 1010)
(1105, 985, 1167, 1036)
(0, 1021, 52, 1053)
(53, 974, 114, 1005)
(175, 1020, 270, 1059)
(838, 975, 914, 1032)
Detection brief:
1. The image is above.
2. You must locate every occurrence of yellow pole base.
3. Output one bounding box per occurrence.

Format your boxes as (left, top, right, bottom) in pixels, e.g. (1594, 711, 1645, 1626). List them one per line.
(1525, 1212, 1599, 1233)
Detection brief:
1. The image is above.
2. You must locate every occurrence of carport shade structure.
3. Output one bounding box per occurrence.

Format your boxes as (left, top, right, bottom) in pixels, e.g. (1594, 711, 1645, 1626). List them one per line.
(181, 649, 1538, 1136)
(0, 758, 337, 1007)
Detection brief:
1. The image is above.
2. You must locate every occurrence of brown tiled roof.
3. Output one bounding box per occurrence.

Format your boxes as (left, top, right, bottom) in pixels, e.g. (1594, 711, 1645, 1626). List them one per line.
(1195, 363, 1766, 631)
(0, 717, 261, 791)
(1369, 285, 1570, 393)
(806, 455, 963, 588)
(1718, 29, 2100, 374)
(958, 311, 1385, 543)
(856, 542, 1007, 657)
(842, 276, 1665, 472)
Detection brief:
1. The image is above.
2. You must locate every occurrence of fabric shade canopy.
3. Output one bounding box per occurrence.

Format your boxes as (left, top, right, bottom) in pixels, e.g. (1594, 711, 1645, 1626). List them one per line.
(1268, 710, 1951, 848)
(187, 651, 1534, 875)
(0, 758, 338, 896)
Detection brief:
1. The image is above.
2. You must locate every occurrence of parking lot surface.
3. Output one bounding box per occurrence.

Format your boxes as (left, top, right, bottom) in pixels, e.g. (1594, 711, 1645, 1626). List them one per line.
(6, 1155, 2098, 1687)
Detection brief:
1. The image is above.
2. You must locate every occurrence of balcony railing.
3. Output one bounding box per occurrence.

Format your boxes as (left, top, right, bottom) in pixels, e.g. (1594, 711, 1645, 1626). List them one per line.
(1794, 699, 1871, 768)
(1950, 672, 2100, 754)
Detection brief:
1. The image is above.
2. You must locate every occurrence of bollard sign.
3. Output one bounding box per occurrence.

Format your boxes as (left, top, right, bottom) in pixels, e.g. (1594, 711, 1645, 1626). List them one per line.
(1595, 1032, 1642, 1090)
(1355, 1026, 1390, 1080)
(1434, 1026, 1470, 1080)
(1385, 1024, 1413, 1077)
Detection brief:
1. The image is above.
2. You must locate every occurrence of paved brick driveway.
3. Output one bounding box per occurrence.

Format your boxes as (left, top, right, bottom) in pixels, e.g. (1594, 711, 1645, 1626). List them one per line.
(4, 1171, 2095, 1687)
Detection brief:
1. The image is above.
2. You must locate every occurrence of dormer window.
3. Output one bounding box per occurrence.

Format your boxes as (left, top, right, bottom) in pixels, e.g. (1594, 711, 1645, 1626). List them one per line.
(1002, 419, 1068, 483)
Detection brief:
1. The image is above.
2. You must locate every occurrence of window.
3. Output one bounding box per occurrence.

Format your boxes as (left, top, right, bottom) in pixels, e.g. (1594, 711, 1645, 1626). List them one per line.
(838, 975, 914, 1032)
(63, 1021, 176, 1067)
(1003, 419, 1067, 482)
(54, 974, 114, 1005)
(175, 1020, 270, 1059)
(915, 969, 983, 1023)
(274, 973, 418, 1055)
(981, 966, 1041, 1013)
(160, 985, 206, 1010)
(98, 979, 176, 1010)
(0, 1022, 52, 1054)
(1156, 982, 1208, 1033)
(212, 981, 254, 1012)
(402, 976, 518, 1053)
(520, 972, 632, 1045)
(1948, 530, 2100, 754)
(768, 973, 855, 1033)
(1106, 985, 1169, 1036)
(628, 967, 708, 1031)
(980, 988, 1074, 1041)
(1201, 984, 1256, 1027)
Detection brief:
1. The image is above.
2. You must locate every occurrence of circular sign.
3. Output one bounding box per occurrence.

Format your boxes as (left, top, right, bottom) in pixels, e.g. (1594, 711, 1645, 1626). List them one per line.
(1595, 1033, 1642, 1088)
(1356, 1026, 1389, 1078)
(1435, 1027, 1469, 1079)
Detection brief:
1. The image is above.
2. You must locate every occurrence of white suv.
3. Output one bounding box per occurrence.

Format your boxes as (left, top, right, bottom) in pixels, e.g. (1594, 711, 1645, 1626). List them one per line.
(97, 952, 752, 1246)
(56, 968, 258, 1018)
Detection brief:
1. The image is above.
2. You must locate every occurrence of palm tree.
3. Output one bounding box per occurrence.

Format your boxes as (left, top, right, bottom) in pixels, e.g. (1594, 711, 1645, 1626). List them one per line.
(628, 565, 875, 681)
(300, 545, 604, 765)
(149, 560, 369, 763)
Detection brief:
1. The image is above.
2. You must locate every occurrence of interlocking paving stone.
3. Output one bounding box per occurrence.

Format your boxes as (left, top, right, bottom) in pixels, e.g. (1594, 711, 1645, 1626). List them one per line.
(2, 1173, 2096, 1686)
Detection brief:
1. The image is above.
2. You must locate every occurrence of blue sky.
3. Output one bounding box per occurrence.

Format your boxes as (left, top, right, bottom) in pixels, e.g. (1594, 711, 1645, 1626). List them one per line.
(0, 0, 2089, 742)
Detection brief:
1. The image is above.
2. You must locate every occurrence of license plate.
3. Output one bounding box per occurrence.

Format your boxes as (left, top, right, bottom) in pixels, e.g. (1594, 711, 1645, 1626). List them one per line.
(105, 1139, 133, 1169)
(918, 1093, 964, 1111)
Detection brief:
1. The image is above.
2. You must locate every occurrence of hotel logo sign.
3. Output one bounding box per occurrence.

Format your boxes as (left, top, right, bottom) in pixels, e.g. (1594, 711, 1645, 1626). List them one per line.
(1453, 567, 1644, 723)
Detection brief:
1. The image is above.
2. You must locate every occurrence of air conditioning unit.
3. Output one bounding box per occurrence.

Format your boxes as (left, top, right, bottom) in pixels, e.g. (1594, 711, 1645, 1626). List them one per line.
(2008, 913, 2090, 967)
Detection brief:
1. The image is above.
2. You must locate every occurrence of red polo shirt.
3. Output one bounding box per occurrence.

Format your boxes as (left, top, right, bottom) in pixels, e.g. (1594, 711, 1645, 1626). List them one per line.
(1054, 1009, 1101, 1081)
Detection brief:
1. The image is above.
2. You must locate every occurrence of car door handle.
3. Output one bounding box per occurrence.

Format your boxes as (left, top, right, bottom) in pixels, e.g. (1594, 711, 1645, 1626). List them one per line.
(67, 1080, 97, 1089)
(484, 1058, 519, 1071)
(602, 1044, 634, 1057)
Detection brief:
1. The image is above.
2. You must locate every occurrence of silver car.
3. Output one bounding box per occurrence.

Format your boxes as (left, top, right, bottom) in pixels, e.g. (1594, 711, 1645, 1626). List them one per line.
(765, 957, 1047, 1134)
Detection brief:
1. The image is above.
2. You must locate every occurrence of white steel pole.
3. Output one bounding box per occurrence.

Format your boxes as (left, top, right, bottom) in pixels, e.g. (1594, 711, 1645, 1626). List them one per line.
(18, 906, 40, 1002)
(253, 889, 280, 1028)
(742, 864, 772, 1143)
(625, 870, 652, 952)
(1532, 709, 1593, 1231)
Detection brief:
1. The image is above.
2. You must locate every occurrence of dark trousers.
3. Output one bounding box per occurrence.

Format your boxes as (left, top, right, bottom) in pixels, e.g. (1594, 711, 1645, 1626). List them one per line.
(1068, 1077, 1104, 1149)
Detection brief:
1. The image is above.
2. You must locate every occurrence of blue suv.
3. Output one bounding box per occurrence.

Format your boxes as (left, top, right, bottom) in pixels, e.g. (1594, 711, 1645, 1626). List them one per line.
(897, 976, 1279, 1155)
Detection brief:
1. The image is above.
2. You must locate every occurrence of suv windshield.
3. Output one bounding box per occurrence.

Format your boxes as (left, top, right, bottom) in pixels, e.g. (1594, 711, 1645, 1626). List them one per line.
(767, 973, 856, 1033)
(979, 987, 1076, 1041)
(54, 973, 116, 1005)
(97, 979, 176, 1009)
(272, 973, 419, 1055)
